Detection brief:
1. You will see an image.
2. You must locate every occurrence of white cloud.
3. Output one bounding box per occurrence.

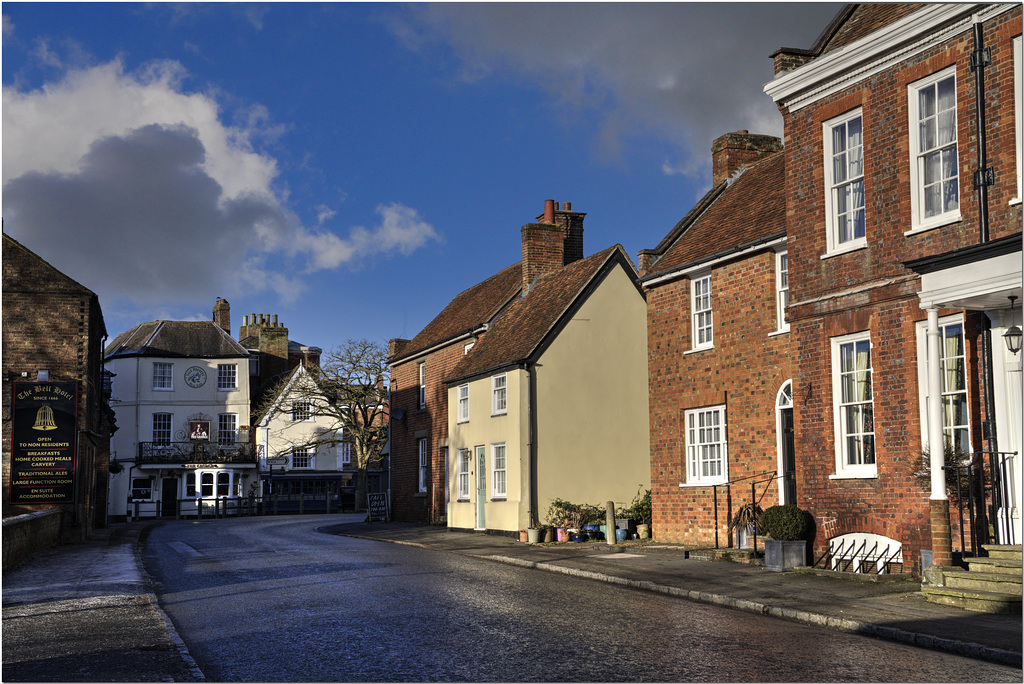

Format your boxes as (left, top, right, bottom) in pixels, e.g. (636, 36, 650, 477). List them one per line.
(389, 3, 843, 180)
(2, 59, 440, 309)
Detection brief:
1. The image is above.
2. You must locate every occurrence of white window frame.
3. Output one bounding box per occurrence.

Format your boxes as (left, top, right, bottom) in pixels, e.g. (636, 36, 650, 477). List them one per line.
(217, 414, 237, 445)
(457, 384, 469, 423)
(418, 362, 426, 409)
(457, 447, 471, 500)
(491, 374, 507, 416)
(908, 67, 960, 233)
(915, 314, 971, 456)
(418, 438, 428, 493)
(217, 363, 237, 391)
(491, 443, 507, 499)
(682, 405, 728, 486)
(152, 412, 172, 446)
(464, 341, 475, 355)
(1013, 36, 1022, 204)
(130, 477, 153, 500)
(339, 441, 352, 465)
(831, 331, 877, 478)
(690, 273, 713, 351)
(200, 471, 215, 497)
(291, 400, 312, 422)
(153, 362, 173, 390)
(185, 472, 197, 497)
(291, 447, 314, 470)
(775, 250, 790, 333)
(823, 108, 866, 255)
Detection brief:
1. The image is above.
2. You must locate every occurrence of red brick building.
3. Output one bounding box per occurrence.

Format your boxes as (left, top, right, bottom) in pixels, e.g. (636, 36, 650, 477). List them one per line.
(639, 132, 791, 546)
(765, 4, 1022, 571)
(2, 233, 115, 540)
(388, 201, 585, 523)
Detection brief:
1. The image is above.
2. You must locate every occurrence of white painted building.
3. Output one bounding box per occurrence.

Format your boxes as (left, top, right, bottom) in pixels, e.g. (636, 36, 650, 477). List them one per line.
(105, 311, 254, 521)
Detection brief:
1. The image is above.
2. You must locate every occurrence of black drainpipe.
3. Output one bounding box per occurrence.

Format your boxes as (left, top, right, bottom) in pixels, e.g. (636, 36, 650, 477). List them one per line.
(972, 17, 999, 541)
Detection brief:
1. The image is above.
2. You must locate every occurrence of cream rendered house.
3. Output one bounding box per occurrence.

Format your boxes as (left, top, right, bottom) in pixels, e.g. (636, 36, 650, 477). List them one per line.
(444, 243, 650, 534)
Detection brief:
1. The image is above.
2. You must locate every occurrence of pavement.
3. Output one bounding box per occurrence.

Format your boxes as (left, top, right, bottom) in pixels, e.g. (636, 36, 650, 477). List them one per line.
(2, 520, 1021, 683)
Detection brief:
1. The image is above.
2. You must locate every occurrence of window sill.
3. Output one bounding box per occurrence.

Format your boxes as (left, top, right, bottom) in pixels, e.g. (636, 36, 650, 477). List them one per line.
(829, 472, 878, 480)
(415, 491, 428, 498)
(491, 412, 507, 418)
(904, 214, 961, 237)
(457, 419, 469, 425)
(768, 328, 790, 338)
(1010, 197, 1022, 206)
(491, 497, 507, 502)
(153, 387, 173, 391)
(684, 345, 714, 356)
(218, 388, 238, 392)
(821, 242, 867, 260)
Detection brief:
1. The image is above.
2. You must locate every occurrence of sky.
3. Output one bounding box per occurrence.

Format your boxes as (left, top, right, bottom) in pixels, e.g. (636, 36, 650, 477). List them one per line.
(2, 2, 843, 352)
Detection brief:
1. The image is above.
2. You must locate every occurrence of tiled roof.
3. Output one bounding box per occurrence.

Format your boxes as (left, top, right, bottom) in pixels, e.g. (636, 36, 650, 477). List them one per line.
(446, 245, 631, 383)
(642, 151, 785, 278)
(819, 4, 925, 55)
(105, 321, 251, 359)
(390, 262, 523, 364)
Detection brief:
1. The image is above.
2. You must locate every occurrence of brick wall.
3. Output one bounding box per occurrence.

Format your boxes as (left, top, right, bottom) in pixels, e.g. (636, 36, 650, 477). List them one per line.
(390, 340, 472, 523)
(2, 234, 111, 539)
(779, 8, 1022, 567)
(647, 250, 792, 545)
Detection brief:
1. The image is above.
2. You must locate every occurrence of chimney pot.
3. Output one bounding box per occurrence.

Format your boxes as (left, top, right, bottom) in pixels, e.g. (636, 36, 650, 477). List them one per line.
(273, 314, 279, 326)
(543, 199, 555, 224)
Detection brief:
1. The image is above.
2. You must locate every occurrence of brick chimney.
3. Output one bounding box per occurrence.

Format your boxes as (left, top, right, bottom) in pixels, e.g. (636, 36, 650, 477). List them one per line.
(213, 298, 231, 334)
(521, 200, 586, 293)
(711, 131, 783, 185)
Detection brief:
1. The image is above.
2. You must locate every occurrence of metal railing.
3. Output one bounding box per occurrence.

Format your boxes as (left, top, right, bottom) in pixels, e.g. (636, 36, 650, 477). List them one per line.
(128, 496, 259, 520)
(814, 537, 905, 574)
(713, 470, 777, 553)
(137, 441, 256, 464)
(945, 450, 1018, 554)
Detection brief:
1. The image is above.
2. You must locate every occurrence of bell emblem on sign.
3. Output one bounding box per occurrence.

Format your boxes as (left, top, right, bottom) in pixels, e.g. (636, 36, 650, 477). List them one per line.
(33, 404, 58, 431)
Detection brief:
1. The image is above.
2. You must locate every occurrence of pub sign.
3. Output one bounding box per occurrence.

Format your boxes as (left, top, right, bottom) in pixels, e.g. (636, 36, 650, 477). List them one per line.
(10, 382, 78, 504)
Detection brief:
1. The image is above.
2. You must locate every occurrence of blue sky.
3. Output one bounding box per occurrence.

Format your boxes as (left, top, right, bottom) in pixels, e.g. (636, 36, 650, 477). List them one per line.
(3, 2, 842, 352)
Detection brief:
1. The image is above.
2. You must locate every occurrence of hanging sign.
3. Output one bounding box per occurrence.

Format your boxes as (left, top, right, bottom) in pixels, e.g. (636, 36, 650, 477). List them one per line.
(10, 382, 78, 504)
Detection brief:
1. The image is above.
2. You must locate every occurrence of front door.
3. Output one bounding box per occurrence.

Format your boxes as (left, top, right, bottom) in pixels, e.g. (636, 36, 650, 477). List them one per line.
(782, 408, 796, 505)
(161, 477, 178, 517)
(475, 445, 486, 530)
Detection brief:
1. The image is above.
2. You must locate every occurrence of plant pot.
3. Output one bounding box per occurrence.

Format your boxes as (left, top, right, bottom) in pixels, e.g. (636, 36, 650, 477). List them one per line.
(615, 528, 628, 542)
(519, 530, 528, 543)
(571, 532, 587, 543)
(544, 528, 555, 543)
(598, 524, 608, 540)
(637, 524, 650, 539)
(736, 524, 757, 550)
(764, 539, 807, 572)
(556, 528, 567, 542)
(527, 528, 542, 543)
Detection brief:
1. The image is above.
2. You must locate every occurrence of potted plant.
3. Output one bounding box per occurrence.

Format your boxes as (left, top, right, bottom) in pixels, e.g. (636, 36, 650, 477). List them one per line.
(108, 458, 124, 475)
(760, 504, 811, 571)
(567, 504, 591, 542)
(629, 487, 652, 539)
(728, 502, 762, 549)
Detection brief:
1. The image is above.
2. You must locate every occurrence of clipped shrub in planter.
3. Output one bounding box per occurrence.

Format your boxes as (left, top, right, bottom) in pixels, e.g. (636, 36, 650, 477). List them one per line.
(760, 504, 810, 541)
(760, 504, 811, 572)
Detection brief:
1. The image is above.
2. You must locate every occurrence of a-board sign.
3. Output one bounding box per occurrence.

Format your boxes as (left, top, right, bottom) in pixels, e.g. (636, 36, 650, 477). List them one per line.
(367, 492, 389, 522)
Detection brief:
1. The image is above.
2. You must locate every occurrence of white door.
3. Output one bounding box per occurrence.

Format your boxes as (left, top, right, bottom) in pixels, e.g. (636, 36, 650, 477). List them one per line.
(475, 445, 486, 530)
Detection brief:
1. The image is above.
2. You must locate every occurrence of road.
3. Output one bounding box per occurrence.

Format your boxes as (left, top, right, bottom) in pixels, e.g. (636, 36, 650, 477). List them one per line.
(143, 515, 1019, 682)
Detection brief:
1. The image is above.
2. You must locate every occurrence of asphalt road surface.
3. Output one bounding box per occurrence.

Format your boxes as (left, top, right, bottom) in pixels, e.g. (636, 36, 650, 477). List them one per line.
(143, 515, 1020, 682)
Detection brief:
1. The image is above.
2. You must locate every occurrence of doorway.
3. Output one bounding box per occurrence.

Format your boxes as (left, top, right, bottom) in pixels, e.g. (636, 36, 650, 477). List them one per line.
(161, 477, 179, 517)
(475, 445, 486, 530)
(776, 381, 796, 505)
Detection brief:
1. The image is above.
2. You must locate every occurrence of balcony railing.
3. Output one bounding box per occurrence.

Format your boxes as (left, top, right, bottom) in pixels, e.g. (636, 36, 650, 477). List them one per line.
(137, 441, 256, 465)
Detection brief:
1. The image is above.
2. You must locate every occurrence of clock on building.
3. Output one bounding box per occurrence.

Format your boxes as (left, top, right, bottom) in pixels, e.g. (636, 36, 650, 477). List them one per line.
(184, 366, 207, 388)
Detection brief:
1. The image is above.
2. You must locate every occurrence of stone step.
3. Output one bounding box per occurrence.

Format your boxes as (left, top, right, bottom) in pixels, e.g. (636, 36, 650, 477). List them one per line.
(982, 544, 1023, 562)
(942, 568, 1022, 595)
(922, 585, 1023, 614)
(966, 556, 1023, 575)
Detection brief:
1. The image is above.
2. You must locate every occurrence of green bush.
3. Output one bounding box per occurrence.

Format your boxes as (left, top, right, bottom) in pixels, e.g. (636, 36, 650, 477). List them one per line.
(759, 504, 810, 541)
(626, 487, 651, 525)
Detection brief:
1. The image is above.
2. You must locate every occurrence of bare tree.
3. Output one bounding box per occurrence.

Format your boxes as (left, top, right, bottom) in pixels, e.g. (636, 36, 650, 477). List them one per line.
(253, 339, 389, 510)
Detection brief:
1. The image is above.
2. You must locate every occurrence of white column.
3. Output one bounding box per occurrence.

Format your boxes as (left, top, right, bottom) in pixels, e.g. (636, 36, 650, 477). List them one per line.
(926, 307, 947, 500)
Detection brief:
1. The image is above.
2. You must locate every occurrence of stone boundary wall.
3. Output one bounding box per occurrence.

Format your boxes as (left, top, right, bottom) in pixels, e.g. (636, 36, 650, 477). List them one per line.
(3, 509, 62, 572)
